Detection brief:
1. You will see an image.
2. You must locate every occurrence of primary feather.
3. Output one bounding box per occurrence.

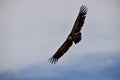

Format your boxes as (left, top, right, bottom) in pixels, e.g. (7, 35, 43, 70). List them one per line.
(49, 5, 88, 64)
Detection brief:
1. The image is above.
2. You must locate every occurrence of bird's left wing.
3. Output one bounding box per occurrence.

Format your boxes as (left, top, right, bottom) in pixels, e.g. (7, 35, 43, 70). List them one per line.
(49, 39, 73, 64)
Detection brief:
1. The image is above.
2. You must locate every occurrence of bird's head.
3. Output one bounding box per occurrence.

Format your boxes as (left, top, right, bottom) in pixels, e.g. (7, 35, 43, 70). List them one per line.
(68, 36, 73, 41)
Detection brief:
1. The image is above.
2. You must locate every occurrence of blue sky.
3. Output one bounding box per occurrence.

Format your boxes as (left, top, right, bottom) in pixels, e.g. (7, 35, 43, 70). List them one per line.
(0, 52, 120, 80)
(0, 0, 120, 80)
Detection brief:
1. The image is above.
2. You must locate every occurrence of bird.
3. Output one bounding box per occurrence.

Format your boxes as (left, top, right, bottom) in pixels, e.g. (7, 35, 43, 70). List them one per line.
(49, 5, 88, 64)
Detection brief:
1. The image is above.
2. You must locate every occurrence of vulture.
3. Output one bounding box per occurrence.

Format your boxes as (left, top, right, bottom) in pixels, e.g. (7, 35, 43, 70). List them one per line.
(49, 5, 88, 64)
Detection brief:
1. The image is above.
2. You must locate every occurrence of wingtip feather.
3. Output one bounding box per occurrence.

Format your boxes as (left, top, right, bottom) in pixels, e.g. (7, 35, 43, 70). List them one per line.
(80, 5, 88, 14)
(48, 57, 58, 64)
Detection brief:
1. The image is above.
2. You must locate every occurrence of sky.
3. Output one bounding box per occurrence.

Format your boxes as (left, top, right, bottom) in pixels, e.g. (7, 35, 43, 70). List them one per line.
(0, 0, 120, 80)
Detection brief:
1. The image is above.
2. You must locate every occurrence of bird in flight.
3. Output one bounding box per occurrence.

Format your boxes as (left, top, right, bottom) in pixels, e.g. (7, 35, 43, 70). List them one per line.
(49, 5, 88, 64)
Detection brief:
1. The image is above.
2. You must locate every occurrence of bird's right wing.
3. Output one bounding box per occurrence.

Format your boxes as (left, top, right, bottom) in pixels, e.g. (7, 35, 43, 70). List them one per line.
(70, 5, 87, 44)
(71, 5, 88, 34)
(49, 39, 73, 64)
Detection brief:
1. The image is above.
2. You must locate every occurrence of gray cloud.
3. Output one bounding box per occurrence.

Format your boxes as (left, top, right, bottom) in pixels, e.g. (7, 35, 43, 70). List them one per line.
(0, 0, 120, 72)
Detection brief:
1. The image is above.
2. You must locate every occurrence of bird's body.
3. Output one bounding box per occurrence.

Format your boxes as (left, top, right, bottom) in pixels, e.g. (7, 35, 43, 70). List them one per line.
(49, 5, 88, 64)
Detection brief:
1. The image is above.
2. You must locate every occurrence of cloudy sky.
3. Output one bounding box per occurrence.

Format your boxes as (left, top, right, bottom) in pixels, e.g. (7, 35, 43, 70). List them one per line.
(0, 0, 120, 80)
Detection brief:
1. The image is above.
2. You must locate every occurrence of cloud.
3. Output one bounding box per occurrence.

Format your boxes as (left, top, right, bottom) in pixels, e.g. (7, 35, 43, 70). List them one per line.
(0, 0, 120, 75)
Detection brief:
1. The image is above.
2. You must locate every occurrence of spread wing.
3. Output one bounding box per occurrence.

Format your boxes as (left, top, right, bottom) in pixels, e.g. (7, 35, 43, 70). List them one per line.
(70, 5, 87, 44)
(49, 5, 87, 64)
(49, 39, 73, 64)
(71, 5, 87, 34)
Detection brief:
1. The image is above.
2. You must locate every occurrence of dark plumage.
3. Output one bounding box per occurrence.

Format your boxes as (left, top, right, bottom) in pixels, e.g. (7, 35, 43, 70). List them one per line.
(49, 5, 88, 64)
